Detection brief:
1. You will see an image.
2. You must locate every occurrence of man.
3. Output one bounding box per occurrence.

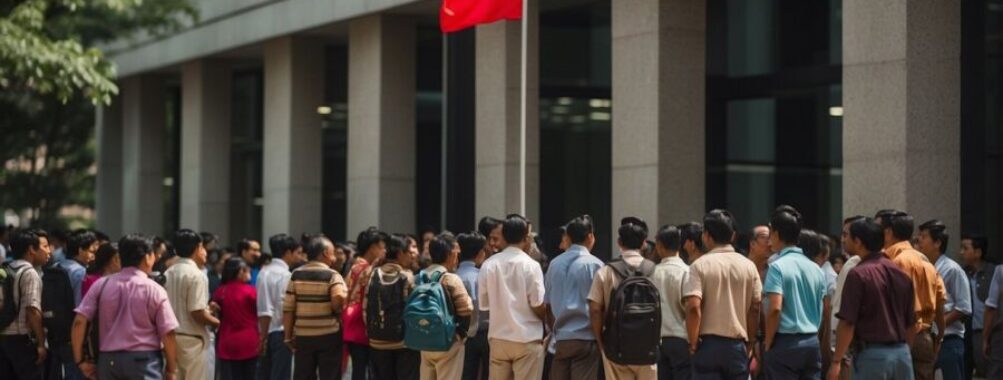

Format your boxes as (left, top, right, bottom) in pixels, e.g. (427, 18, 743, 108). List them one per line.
(650, 225, 691, 380)
(546, 215, 603, 380)
(983, 263, 1003, 378)
(0, 224, 9, 262)
(678, 222, 704, 264)
(683, 209, 762, 380)
(762, 206, 828, 379)
(60, 230, 98, 305)
(829, 216, 866, 378)
(478, 216, 504, 254)
(916, 220, 972, 380)
(456, 232, 490, 380)
(828, 218, 916, 380)
(748, 225, 771, 279)
(961, 234, 994, 377)
(49, 229, 97, 380)
(478, 215, 546, 380)
(875, 210, 946, 380)
(363, 234, 419, 380)
(283, 236, 348, 380)
(238, 238, 263, 285)
(1, 229, 50, 379)
(257, 233, 306, 380)
(164, 229, 219, 380)
(72, 234, 180, 380)
(419, 233, 474, 379)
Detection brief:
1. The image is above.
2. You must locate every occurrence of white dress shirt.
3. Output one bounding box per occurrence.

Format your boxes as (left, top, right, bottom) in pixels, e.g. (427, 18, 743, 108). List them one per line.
(478, 246, 546, 343)
(256, 259, 291, 333)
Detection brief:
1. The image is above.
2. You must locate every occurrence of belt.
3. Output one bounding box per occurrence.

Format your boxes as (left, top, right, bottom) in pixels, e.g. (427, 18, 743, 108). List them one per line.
(944, 335, 964, 341)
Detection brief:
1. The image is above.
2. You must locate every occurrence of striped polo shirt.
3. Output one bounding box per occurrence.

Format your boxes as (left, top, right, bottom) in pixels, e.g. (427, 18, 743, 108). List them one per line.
(283, 261, 348, 337)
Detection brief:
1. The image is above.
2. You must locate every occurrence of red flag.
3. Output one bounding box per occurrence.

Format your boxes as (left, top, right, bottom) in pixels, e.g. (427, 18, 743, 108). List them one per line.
(440, 0, 522, 33)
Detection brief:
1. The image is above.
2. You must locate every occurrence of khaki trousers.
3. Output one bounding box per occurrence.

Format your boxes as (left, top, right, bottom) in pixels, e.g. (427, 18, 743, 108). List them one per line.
(420, 340, 465, 380)
(601, 354, 657, 380)
(488, 338, 545, 380)
(176, 334, 208, 380)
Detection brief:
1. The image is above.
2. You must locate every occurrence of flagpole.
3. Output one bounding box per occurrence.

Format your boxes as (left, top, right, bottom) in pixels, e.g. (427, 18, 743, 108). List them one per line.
(518, 0, 528, 217)
(441, 34, 449, 230)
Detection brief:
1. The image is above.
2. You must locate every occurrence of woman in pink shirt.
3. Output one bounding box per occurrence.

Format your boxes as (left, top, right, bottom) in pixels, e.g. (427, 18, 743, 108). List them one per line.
(81, 242, 120, 298)
(213, 258, 259, 380)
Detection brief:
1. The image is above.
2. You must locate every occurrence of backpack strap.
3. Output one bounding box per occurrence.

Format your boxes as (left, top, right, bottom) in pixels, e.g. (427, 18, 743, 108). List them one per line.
(10, 262, 31, 310)
(607, 260, 631, 280)
(637, 259, 656, 277)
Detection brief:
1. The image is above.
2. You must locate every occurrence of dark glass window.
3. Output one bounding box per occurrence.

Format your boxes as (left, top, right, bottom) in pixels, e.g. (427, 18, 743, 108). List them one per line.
(321, 46, 349, 241)
(230, 69, 264, 242)
(163, 83, 182, 237)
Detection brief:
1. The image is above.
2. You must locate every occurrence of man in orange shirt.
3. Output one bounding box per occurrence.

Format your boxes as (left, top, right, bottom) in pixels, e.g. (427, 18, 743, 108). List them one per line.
(874, 210, 946, 380)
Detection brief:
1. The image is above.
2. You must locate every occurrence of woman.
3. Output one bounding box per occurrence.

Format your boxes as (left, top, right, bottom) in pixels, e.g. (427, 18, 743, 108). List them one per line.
(212, 258, 259, 380)
(81, 243, 120, 298)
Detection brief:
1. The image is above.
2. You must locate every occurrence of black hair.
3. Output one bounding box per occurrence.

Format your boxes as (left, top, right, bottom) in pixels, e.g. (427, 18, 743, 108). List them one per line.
(875, 209, 914, 241)
(67, 230, 98, 259)
(429, 232, 457, 264)
(565, 215, 594, 244)
(11, 229, 48, 260)
(173, 229, 203, 258)
(618, 221, 648, 250)
(502, 215, 530, 245)
(678, 222, 705, 251)
(771, 205, 802, 244)
(620, 217, 649, 234)
(843, 215, 866, 225)
(385, 234, 409, 262)
(798, 229, 825, 260)
(962, 233, 989, 259)
(849, 218, 884, 253)
(918, 219, 949, 254)
(237, 238, 257, 254)
(458, 232, 487, 262)
(703, 209, 737, 245)
(655, 224, 682, 252)
(419, 225, 438, 237)
(119, 234, 154, 268)
(200, 232, 219, 248)
(269, 233, 301, 259)
(356, 227, 386, 256)
(93, 230, 110, 243)
(305, 236, 333, 261)
(221, 258, 249, 284)
(478, 216, 502, 237)
(88, 243, 119, 275)
(828, 251, 846, 266)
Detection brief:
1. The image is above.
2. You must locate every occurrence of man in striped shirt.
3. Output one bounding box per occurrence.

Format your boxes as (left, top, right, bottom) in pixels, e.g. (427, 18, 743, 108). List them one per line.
(282, 236, 348, 380)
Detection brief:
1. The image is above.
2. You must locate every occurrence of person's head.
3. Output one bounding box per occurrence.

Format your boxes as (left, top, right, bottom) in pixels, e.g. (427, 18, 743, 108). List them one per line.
(237, 238, 261, 266)
(617, 218, 648, 251)
(200, 232, 219, 251)
(678, 222, 705, 259)
(557, 226, 570, 252)
(566, 215, 596, 251)
(173, 229, 207, 267)
(874, 209, 914, 246)
(221, 257, 251, 284)
(829, 252, 847, 274)
(917, 219, 949, 260)
(305, 236, 336, 266)
(620, 217, 649, 236)
(655, 225, 682, 259)
(702, 209, 737, 248)
(429, 232, 460, 270)
(119, 234, 157, 272)
(11, 229, 51, 266)
(270, 233, 305, 266)
(798, 229, 827, 266)
(748, 225, 771, 262)
(384, 234, 413, 269)
(67, 229, 99, 266)
(960, 234, 989, 267)
(420, 226, 437, 246)
(478, 216, 504, 252)
(89, 242, 121, 275)
(356, 227, 387, 263)
(335, 243, 356, 272)
(458, 232, 488, 266)
(770, 205, 802, 250)
(502, 215, 533, 251)
(845, 218, 884, 257)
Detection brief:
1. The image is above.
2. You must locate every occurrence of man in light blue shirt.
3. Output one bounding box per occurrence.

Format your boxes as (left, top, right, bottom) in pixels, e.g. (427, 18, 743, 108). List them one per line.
(545, 215, 603, 380)
(59, 230, 98, 305)
(762, 206, 827, 379)
(917, 220, 971, 380)
(256, 234, 304, 380)
(456, 232, 490, 380)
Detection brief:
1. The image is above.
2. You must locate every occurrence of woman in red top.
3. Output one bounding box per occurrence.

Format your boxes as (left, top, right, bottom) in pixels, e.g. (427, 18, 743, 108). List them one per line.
(81, 242, 120, 298)
(213, 258, 259, 380)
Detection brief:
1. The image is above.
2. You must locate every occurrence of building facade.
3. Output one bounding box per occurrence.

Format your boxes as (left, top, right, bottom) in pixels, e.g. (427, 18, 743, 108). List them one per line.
(95, 0, 1003, 261)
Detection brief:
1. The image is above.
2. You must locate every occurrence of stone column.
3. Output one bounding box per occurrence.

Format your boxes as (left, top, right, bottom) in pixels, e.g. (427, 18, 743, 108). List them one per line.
(95, 97, 123, 239)
(262, 36, 324, 241)
(120, 75, 166, 235)
(346, 15, 416, 237)
(842, 0, 960, 239)
(611, 0, 706, 253)
(180, 60, 232, 242)
(474, 0, 540, 224)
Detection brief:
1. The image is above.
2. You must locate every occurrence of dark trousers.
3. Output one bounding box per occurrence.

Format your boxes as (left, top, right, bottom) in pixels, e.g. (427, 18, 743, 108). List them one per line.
(294, 333, 342, 380)
(762, 333, 820, 380)
(937, 335, 965, 380)
(219, 358, 256, 380)
(549, 339, 600, 380)
(346, 342, 371, 380)
(98, 351, 163, 380)
(258, 331, 293, 380)
(369, 347, 419, 380)
(0, 334, 42, 380)
(658, 337, 691, 380)
(47, 343, 84, 380)
(988, 326, 1003, 380)
(692, 335, 748, 380)
(462, 329, 489, 380)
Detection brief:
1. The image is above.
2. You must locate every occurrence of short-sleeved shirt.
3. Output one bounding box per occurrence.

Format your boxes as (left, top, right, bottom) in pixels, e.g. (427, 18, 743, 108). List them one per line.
(587, 250, 647, 314)
(164, 258, 211, 339)
(884, 241, 946, 330)
(283, 261, 347, 337)
(212, 282, 258, 360)
(256, 259, 292, 333)
(479, 246, 546, 343)
(830, 255, 862, 349)
(682, 245, 762, 341)
(545, 245, 603, 342)
(74, 267, 179, 352)
(58, 259, 86, 305)
(650, 255, 690, 339)
(970, 263, 997, 330)
(763, 246, 828, 334)
(1, 260, 41, 336)
(836, 253, 916, 344)
(985, 266, 1003, 318)
(934, 255, 972, 337)
(456, 261, 488, 334)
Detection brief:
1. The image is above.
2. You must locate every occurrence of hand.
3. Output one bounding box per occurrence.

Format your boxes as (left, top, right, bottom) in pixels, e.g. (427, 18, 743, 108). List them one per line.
(259, 338, 268, 357)
(78, 361, 98, 380)
(985, 338, 991, 359)
(209, 302, 221, 314)
(35, 345, 47, 365)
(932, 338, 942, 358)
(826, 362, 841, 380)
(285, 338, 296, 353)
(165, 370, 177, 380)
(689, 343, 698, 356)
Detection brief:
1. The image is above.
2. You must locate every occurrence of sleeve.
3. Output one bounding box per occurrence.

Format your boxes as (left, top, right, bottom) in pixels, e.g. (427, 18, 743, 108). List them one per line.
(950, 268, 973, 315)
(903, 278, 917, 327)
(331, 272, 348, 300)
(153, 288, 180, 337)
(986, 266, 1003, 309)
(543, 265, 553, 305)
(763, 264, 783, 295)
(447, 274, 473, 317)
(256, 273, 273, 318)
(23, 270, 42, 311)
(835, 272, 862, 323)
(74, 277, 103, 320)
(752, 266, 763, 303)
(527, 262, 545, 308)
(682, 265, 703, 300)
(586, 268, 606, 307)
(70, 267, 85, 305)
(282, 277, 297, 313)
(936, 274, 947, 306)
(187, 272, 210, 313)
(477, 264, 490, 311)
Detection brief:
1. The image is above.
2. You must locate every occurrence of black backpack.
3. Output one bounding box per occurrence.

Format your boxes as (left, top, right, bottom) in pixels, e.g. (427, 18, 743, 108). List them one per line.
(41, 262, 76, 345)
(601, 259, 661, 365)
(0, 261, 31, 330)
(365, 267, 409, 342)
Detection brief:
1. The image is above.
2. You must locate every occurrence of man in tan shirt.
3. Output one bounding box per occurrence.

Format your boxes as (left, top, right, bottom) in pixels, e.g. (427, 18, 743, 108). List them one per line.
(683, 209, 762, 380)
(420, 232, 474, 380)
(165, 229, 219, 380)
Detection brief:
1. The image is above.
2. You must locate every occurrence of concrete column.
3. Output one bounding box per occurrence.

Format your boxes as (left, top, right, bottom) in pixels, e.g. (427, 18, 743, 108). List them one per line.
(180, 60, 232, 242)
(611, 0, 706, 252)
(262, 36, 324, 241)
(842, 1, 960, 239)
(474, 0, 540, 224)
(120, 75, 166, 235)
(95, 97, 123, 239)
(347, 15, 416, 237)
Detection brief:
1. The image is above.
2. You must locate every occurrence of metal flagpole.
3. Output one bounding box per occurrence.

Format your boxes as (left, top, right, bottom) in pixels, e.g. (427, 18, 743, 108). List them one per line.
(518, 0, 528, 216)
(441, 34, 449, 230)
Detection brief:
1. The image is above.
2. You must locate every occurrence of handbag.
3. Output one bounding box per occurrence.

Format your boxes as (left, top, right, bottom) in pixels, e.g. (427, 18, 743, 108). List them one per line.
(342, 262, 370, 344)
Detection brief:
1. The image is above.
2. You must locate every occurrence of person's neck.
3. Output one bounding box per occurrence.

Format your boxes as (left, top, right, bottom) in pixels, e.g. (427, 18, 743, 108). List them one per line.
(363, 252, 380, 264)
(776, 242, 796, 251)
(281, 255, 297, 267)
(884, 239, 906, 249)
(751, 253, 768, 268)
(659, 252, 679, 261)
(926, 251, 941, 263)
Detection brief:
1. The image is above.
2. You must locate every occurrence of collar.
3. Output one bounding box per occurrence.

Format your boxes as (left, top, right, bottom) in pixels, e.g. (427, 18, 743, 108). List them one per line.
(381, 262, 404, 272)
(302, 261, 332, 270)
(620, 250, 642, 259)
(269, 259, 290, 271)
(458, 261, 478, 270)
(120, 267, 147, 278)
(500, 246, 527, 256)
(884, 240, 914, 260)
(176, 257, 198, 267)
(777, 246, 803, 258)
(426, 264, 448, 273)
(660, 256, 684, 265)
(706, 245, 736, 255)
(860, 251, 884, 262)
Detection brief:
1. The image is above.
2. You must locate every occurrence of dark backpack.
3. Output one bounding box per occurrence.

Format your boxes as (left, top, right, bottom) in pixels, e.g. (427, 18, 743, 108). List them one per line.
(0, 261, 31, 331)
(601, 259, 661, 365)
(365, 267, 409, 342)
(41, 262, 76, 345)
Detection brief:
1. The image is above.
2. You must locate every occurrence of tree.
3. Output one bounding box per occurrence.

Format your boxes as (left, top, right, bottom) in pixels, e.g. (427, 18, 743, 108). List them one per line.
(0, 0, 196, 230)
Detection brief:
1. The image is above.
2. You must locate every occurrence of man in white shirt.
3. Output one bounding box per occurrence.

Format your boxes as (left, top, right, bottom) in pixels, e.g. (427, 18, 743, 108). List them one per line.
(650, 225, 690, 380)
(478, 215, 546, 380)
(257, 233, 306, 380)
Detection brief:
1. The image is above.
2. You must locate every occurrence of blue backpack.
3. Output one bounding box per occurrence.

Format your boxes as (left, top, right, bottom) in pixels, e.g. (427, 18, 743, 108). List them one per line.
(403, 269, 456, 351)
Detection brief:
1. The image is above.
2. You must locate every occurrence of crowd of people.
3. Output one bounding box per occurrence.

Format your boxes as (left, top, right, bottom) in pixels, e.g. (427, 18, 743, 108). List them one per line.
(0, 207, 1001, 380)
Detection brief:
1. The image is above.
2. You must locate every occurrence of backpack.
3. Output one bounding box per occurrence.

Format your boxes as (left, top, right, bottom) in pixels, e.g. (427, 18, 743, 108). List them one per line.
(403, 269, 456, 351)
(0, 261, 30, 331)
(365, 267, 409, 342)
(41, 262, 76, 345)
(601, 259, 661, 365)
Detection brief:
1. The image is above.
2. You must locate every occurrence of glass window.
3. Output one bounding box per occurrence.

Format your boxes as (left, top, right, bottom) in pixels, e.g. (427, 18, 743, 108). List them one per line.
(230, 69, 264, 242)
(321, 45, 348, 241)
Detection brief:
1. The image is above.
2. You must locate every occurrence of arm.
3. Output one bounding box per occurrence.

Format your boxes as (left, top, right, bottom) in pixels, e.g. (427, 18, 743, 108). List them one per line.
(191, 309, 220, 329)
(258, 317, 271, 354)
(933, 296, 946, 355)
(684, 296, 702, 354)
(763, 293, 781, 351)
(71, 314, 96, 379)
(819, 296, 832, 367)
(985, 307, 997, 358)
(27, 306, 46, 364)
(283, 311, 296, 352)
(588, 300, 604, 351)
(826, 320, 855, 380)
(162, 331, 178, 378)
(746, 296, 760, 356)
(546, 305, 556, 333)
(330, 283, 347, 313)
